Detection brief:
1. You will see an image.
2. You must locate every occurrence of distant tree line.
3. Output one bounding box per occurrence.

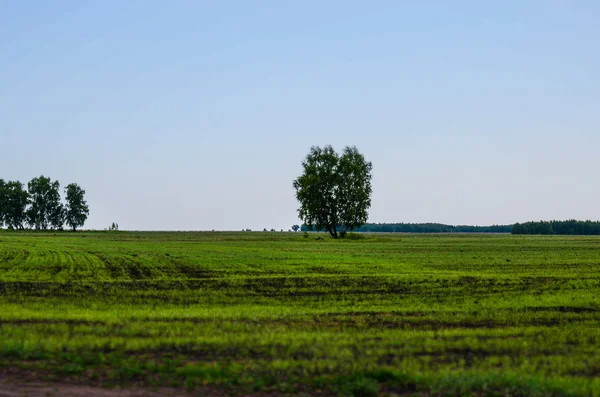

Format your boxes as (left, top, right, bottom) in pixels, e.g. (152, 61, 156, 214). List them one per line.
(0, 176, 89, 231)
(301, 223, 513, 233)
(512, 220, 600, 235)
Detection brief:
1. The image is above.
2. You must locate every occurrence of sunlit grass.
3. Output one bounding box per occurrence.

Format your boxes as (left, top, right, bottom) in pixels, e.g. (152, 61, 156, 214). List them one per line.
(1, 231, 600, 395)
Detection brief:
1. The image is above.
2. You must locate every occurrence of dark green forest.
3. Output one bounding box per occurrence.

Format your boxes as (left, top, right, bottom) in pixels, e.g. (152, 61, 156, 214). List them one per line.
(301, 223, 513, 233)
(512, 220, 600, 235)
(302, 221, 600, 235)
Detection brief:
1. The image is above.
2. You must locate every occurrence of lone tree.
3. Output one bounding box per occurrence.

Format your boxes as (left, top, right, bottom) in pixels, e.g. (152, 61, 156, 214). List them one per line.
(293, 145, 373, 239)
(64, 183, 90, 231)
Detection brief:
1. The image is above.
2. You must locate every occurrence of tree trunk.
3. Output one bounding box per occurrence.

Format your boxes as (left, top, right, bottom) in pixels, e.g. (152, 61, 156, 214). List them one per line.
(329, 229, 338, 239)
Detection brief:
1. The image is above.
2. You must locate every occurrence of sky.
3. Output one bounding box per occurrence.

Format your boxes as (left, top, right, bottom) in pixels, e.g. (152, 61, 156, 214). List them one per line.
(1, 1, 599, 231)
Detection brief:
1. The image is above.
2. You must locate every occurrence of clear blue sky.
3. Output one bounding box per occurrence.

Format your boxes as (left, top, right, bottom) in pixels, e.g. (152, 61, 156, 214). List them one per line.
(2, 1, 599, 230)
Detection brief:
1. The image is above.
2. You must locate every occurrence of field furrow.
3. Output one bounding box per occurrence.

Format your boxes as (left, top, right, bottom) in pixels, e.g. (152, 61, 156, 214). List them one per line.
(1, 232, 600, 396)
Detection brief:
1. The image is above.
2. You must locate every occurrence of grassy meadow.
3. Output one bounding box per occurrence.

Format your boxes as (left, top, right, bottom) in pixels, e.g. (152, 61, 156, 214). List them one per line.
(1, 231, 600, 396)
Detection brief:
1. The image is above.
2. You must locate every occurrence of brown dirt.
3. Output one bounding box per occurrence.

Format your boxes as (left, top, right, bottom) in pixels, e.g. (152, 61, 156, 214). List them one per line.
(0, 380, 196, 397)
(0, 375, 322, 397)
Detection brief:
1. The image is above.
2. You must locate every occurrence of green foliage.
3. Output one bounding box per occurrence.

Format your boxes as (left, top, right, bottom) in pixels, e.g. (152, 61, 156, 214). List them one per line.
(0, 176, 89, 230)
(513, 220, 600, 235)
(1, 232, 600, 396)
(338, 376, 379, 397)
(26, 176, 64, 230)
(64, 183, 89, 231)
(0, 179, 4, 228)
(344, 232, 366, 240)
(1, 177, 89, 232)
(293, 145, 373, 239)
(302, 222, 513, 233)
(0, 180, 29, 230)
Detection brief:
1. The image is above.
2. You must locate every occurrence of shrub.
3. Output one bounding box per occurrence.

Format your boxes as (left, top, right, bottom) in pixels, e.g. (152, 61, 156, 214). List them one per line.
(345, 232, 366, 240)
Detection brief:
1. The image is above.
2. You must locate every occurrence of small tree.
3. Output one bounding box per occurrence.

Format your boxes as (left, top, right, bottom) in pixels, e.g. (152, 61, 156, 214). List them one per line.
(291, 225, 300, 232)
(64, 183, 90, 231)
(293, 145, 372, 239)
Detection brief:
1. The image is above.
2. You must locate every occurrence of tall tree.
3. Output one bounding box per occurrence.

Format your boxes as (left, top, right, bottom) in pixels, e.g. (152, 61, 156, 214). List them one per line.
(293, 145, 373, 239)
(335, 146, 374, 235)
(27, 176, 64, 230)
(0, 179, 6, 228)
(64, 183, 89, 231)
(2, 181, 29, 230)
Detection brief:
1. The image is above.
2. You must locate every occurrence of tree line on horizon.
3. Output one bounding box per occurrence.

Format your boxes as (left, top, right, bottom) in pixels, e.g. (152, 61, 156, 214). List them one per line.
(0, 176, 89, 231)
(292, 146, 600, 237)
(512, 220, 600, 235)
(301, 223, 513, 233)
(302, 221, 600, 235)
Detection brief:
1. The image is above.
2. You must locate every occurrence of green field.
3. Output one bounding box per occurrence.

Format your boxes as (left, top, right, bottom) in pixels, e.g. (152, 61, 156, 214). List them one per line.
(1, 231, 600, 396)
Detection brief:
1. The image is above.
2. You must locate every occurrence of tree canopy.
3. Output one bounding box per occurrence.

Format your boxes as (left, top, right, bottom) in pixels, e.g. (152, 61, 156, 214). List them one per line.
(512, 220, 600, 235)
(27, 176, 63, 230)
(293, 145, 372, 238)
(64, 183, 90, 232)
(302, 223, 513, 234)
(0, 176, 89, 231)
(0, 180, 29, 230)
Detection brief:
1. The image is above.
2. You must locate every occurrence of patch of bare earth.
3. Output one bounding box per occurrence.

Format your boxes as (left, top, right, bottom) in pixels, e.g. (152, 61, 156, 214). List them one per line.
(0, 376, 324, 397)
(0, 380, 197, 397)
(0, 368, 333, 397)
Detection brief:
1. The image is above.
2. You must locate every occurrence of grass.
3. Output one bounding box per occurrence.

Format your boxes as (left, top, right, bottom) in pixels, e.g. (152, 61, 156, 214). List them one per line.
(1, 231, 600, 396)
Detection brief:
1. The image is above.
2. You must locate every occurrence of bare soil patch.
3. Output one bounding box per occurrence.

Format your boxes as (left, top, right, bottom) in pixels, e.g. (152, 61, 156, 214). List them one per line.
(0, 380, 195, 397)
